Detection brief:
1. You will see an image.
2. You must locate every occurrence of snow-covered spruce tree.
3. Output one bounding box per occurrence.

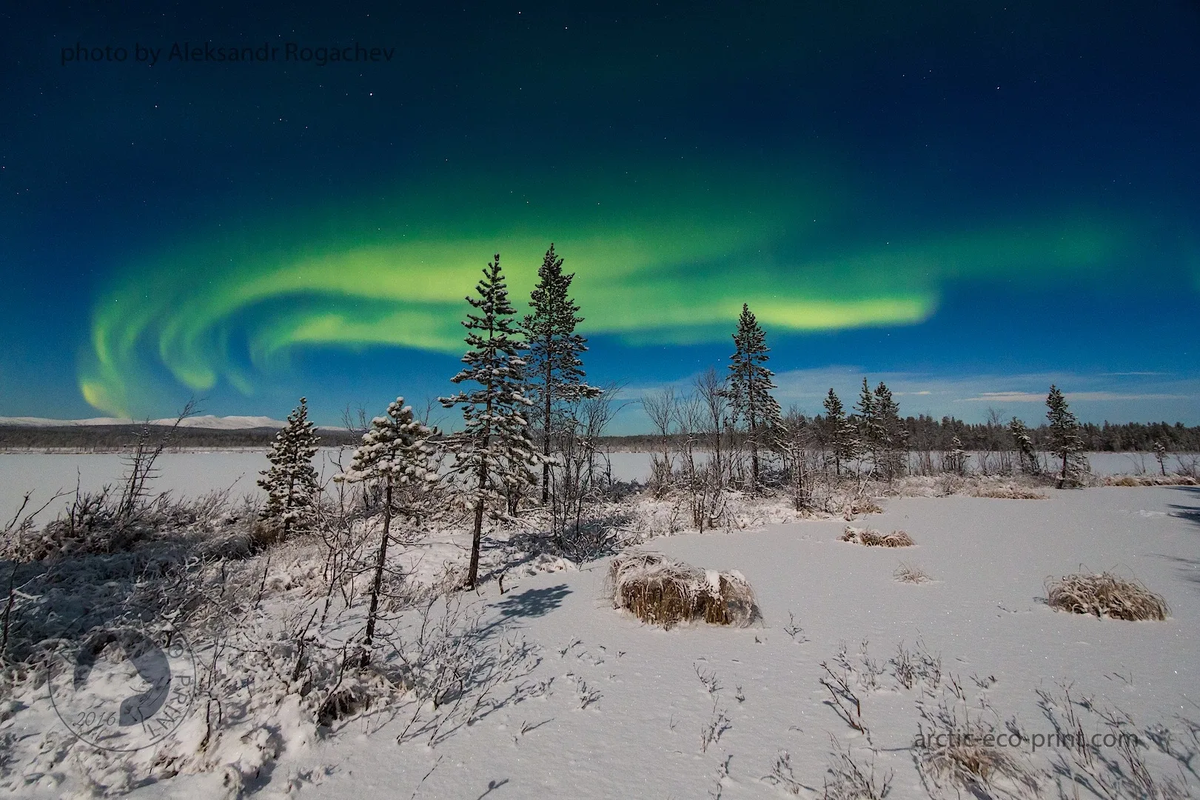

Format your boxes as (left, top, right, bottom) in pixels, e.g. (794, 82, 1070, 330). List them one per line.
(440, 254, 539, 589)
(726, 303, 781, 491)
(337, 397, 439, 666)
(1009, 417, 1040, 475)
(520, 243, 599, 505)
(854, 377, 879, 473)
(258, 397, 321, 540)
(944, 435, 968, 476)
(822, 388, 859, 477)
(872, 381, 908, 482)
(1046, 385, 1084, 488)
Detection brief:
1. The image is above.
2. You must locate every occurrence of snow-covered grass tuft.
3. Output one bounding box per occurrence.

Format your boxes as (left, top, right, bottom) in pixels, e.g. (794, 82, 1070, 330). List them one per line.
(893, 562, 932, 584)
(841, 526, 914, 548)
(969, 483, 1049, 500)
(607, 551, 760, 628)
(1104, 474, 1198, 487)
(1045, 571, 1169, 621)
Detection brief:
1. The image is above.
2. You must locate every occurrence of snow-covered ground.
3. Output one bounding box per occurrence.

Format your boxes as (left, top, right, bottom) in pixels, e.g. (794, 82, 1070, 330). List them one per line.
(289, 487, 1200, 800)
(2, 482, 1198, 798)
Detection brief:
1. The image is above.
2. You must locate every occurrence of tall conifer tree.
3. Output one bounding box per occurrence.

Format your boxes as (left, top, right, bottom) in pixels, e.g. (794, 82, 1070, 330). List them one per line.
(521, 244, 599, 504)
(726, 303, 780, 490)
(441, 254, 539, 588)
(1046, 385, 1083, 487)
(873, 381, 908, 481)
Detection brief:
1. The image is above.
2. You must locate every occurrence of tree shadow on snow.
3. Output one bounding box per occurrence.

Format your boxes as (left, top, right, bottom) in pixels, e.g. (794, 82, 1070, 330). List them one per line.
(1149, 554, 1200, 593)
(490, 583, 571, 623)
(1166, 486, 1200, 529)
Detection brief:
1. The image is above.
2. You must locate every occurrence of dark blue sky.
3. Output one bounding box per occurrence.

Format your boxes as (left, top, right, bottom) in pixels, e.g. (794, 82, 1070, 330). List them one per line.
(1, 2, 1198, 428)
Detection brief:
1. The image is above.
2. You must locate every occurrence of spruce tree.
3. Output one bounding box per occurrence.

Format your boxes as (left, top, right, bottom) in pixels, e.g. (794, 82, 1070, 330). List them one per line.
(726, 303, 781, 490)
(441, 254, 539, 588)
(872, 381, 908, 481)
(1046, 385, 1083, 487)
(338, 397, 439, 665)
(1009, 417, 1040, 475)
(854, 377, 879, 466)
(822, 388, 859, 476)
(258, 397, 321, 540)
(521, 244, 599, 504)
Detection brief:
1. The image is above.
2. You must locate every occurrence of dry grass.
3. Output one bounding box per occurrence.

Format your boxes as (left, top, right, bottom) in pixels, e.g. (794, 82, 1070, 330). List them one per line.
(916, 692, 1039, 799)
(1104, 474, 1198, 487)
(607, 551, 760, 628)
(893, 562, 932, 584)
(969, 484, 1049, 500)
(842, 526, 915, 548)
(842, 497, 884, 520)
(1046, 571, 1169, 621)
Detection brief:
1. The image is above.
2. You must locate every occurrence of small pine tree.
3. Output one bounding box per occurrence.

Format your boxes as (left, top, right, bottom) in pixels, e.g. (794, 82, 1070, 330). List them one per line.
(726, 303, 781, 490)
(1153, 439, 1168, 476)
(1046, 385, 1084, 487)
(822, 388, 859, 476)
(258, 397, 321, 540)
(1009, 417, 1040, 475)
(944, 435, 968, 476)
(338, 397, 439, 666)
(441, 254, 539, 588)
(521, 244, 599, 505)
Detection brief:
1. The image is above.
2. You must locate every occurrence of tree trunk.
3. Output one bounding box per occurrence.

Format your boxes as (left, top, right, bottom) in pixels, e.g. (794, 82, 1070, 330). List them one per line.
(749, 419, 759, 492)
(360, 480, 392, 668)
(541, 333, 553, 505)
(467, 496, 484, 588)
(542, 379, 552, 505)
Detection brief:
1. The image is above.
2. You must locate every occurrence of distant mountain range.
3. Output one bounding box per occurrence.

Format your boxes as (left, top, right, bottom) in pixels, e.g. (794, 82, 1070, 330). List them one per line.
(0, 415, 289, 429)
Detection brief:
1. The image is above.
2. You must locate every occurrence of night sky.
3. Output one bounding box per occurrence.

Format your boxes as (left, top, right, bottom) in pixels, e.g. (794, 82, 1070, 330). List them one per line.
(2, 2, 1198, 429)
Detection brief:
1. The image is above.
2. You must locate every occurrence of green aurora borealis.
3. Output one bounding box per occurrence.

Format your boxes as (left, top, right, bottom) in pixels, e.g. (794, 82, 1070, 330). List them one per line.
(80, 165, 1133, 417)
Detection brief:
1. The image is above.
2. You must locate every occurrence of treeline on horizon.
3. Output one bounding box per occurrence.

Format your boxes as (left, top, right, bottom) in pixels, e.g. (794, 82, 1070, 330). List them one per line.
(3, 417, 1198, 454)
(605, 417, 1200, 454)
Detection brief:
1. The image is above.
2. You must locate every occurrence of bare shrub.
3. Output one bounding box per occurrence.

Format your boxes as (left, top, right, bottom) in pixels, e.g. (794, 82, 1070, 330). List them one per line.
(889, 640, 942, 691)
(823, 736, 893, 800)
(1045, 572, 1169, 621)
(763, 750, 804, 795)
(893, 562, 932, 584)
(607, 551, 760, 628)
(841, 526, 914, 548)
(819, 658, 869, 737)
(1037, 684, 1198, 800)
(915, 690, 1039, 799)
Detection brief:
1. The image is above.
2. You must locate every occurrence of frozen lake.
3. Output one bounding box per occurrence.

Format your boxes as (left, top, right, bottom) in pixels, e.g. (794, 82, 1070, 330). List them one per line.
(0, 449, 1194, 524)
